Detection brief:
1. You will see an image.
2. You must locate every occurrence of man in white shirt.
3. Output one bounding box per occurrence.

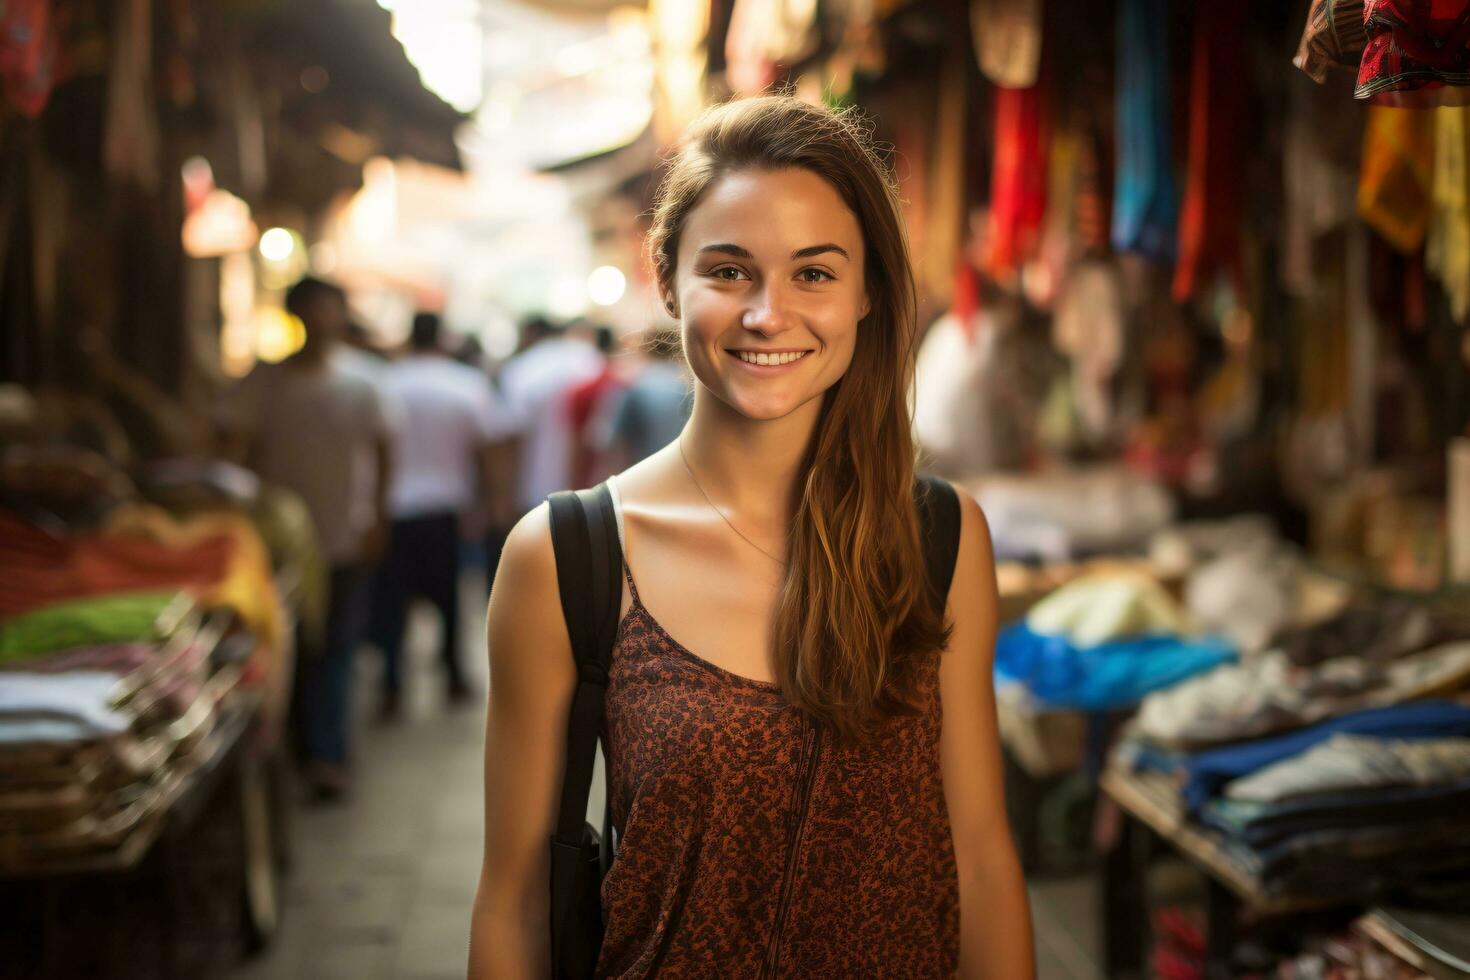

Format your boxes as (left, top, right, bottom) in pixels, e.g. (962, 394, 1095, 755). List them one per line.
(216, 277, 392, 800)
(496, 316, 604, 514)
(371, 313, 518, 717)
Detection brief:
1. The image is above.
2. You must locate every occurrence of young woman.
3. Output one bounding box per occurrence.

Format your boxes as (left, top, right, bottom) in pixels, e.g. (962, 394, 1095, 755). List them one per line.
(470, 94, 1034, 979)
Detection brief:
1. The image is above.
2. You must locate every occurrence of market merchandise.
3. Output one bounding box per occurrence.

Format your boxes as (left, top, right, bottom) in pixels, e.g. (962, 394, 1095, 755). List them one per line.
(1124, 700, 1470, 812)
(0, 592, 190, 663)
(1134, 640, 1470, 748)
(1224, 732, 1470, 802)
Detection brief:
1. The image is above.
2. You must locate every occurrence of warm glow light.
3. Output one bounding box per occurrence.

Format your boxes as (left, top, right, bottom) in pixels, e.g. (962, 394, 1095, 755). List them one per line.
(310, 242, 339, 275)
(259, 227, 297, 263)
(377, 0, 483, 112)
(549, 275, 588, 319)
(255, 308, 307, 363)
(587, 265, 626, 306)
(183, 189, 257, 258)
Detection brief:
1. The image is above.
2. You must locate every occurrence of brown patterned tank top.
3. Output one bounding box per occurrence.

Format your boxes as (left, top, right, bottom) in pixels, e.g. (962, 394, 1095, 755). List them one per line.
(597, 484, 959, 978)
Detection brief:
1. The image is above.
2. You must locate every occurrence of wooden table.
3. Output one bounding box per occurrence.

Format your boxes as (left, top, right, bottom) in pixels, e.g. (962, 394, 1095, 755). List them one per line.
(1098, 767, 1343, 979)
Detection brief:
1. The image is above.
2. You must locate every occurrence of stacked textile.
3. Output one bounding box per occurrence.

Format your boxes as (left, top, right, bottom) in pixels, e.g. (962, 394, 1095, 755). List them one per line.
(0, 505, 281, 866)
(995, 573, 1237, 710)
(1135, 603, 1470, 748)
(1118, 596, 1470, 904)
(0, 614, 256, 863)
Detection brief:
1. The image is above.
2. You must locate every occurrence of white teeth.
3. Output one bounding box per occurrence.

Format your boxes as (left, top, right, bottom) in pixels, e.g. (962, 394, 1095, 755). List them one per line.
(736, 350, 808, 365)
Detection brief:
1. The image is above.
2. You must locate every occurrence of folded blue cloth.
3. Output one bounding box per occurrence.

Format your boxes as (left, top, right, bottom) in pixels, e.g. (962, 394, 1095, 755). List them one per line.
(1144, 702, 1470, 813)
(1200, 777, 1470, 847)
(995, 623, 1236, 710)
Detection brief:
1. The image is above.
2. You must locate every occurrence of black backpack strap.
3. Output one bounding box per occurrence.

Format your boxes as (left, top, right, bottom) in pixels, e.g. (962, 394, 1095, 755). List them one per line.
(547, 484, 622, 847)
(914, 474, 962, 616)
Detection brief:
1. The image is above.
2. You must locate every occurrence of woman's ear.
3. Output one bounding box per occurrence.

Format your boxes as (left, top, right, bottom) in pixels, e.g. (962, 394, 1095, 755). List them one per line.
(860, 293, 872, 320)
(659, 285, 679, 319)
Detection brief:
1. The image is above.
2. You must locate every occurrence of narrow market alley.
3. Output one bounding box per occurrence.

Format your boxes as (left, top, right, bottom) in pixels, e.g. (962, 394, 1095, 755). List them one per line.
(9, 1, 1470, 976)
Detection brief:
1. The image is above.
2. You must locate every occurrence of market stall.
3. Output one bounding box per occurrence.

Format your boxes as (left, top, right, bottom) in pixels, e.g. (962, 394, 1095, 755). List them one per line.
(0, 442, 307, 978)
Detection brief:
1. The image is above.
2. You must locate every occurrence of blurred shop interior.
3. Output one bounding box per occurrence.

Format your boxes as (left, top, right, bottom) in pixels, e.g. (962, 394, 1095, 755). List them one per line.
(2, 0, 1470, 977)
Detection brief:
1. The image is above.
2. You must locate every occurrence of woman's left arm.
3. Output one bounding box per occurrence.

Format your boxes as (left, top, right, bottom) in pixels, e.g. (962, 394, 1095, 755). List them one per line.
(939, 486, 1036, 979)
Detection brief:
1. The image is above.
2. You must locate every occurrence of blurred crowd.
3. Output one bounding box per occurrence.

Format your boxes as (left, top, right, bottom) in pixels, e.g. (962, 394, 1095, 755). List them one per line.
(212, 276, 692, 800)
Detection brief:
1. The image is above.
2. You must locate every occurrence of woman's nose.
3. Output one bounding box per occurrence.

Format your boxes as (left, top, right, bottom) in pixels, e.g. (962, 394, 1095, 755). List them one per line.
(742, 283, 792, 333)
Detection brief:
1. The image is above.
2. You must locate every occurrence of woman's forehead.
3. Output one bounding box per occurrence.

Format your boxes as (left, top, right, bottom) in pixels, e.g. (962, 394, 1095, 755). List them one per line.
(681, 168, 863, 256)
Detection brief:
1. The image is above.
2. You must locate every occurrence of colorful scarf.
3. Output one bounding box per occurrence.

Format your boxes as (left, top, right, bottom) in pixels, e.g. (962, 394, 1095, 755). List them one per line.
(1295, 0, 1369, 84)
(1357, 0, 1470, 106)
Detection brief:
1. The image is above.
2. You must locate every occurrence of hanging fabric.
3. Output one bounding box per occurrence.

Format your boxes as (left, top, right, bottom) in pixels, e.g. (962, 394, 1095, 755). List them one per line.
(1282, 74, 1361, 295)
(1074, 123, 1112, 256)
(104, 0, 162, 192)
(1031, 127, 1081, 308)
(970, 0, 1042, 89)
(0, 0, 59, 117)
(1173, 4, 1247, 301)
(724, 0, 820, 95)
(986, 83, 1048, 279)
(1111, 0, 1177, 261)
(1294, 0, 1369, 84)
(951, 257, 982, 340)
(1427, 106, 1470, 322)
(1357, 105, 1435, 253)
(1357, 0, 1470, 107)
(921, 51, 969, 303)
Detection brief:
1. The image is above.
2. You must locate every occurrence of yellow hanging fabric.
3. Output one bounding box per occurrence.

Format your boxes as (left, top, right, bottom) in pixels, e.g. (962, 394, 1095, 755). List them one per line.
(1357, 106, 1435, 253)
(1428, 106, 1470, 322)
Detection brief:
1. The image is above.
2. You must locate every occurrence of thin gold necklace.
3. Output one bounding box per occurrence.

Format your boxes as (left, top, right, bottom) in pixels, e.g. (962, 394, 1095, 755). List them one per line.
(678, 434, 788, 567)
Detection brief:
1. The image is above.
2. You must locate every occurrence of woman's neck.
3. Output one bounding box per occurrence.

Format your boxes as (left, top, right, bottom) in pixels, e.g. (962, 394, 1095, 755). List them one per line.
(680, 390, 823, 528)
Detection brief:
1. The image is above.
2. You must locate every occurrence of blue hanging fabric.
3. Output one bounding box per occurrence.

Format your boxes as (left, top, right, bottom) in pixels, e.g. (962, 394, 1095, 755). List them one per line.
(1111, 0, 1178, 259)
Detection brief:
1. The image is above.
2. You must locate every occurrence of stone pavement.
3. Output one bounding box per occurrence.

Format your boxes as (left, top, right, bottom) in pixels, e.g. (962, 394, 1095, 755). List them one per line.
(231, 574, 1102, 980)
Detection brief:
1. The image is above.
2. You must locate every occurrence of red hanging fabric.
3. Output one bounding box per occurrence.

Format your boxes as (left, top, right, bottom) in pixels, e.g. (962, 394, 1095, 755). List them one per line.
(1172, 4, 1247, 302)
(986, 83, 1049, 278)
(951, 256, 981, 340)
(0, 0, 59, 117)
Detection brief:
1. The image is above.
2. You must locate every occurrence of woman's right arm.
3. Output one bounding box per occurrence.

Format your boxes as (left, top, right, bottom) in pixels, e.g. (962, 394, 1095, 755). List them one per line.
(469, 504, 577, 979)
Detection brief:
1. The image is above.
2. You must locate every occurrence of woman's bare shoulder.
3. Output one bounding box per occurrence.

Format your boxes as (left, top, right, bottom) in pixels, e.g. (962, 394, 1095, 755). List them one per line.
(486, 503, 572, 692)
(938, 479, 999, 666)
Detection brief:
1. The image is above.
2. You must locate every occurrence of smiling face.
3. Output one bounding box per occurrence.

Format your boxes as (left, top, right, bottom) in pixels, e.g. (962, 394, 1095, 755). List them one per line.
(666, 167, 871, 423)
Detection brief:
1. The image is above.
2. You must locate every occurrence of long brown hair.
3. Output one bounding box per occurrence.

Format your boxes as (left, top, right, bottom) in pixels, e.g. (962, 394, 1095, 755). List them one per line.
(647, 94, 952, 744)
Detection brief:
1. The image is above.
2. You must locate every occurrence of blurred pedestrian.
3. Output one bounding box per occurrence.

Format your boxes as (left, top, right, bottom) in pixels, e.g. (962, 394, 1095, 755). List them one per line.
(565, 325, 625, 488)
(497, 315, 603, 515)
(592, 327, 692, 471)
(371, 313, 518, 719)
(216, 276, 392, 801)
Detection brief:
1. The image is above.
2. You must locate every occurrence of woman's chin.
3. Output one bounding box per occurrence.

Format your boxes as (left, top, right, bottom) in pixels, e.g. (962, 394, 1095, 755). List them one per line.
(719, 386, 817, 422)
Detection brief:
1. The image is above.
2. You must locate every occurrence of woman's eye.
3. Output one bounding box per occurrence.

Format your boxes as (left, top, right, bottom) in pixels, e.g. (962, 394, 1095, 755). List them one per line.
(710, 266, 745, 281)
(799, 268, 834, 283)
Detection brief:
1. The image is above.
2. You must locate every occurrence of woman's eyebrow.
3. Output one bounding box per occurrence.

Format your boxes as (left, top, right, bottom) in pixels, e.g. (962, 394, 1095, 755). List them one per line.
(791, 243, 850, 261)
(696, 243, 851, 261)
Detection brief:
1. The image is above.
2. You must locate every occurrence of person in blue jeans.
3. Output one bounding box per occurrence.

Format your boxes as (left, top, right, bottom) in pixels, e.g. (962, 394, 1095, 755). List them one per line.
(217, 277, 393, 801)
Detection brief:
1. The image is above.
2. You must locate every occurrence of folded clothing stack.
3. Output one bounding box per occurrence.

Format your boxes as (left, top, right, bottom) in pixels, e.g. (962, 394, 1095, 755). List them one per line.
(0, 583, 257, 866)
(1122, 700, 1470, 905)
